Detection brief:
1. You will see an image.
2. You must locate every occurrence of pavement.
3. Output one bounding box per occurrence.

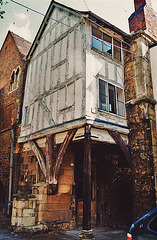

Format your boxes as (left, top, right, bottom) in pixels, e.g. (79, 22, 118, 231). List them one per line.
(0, 214, 127, 239)
(0, 227, 127, 240)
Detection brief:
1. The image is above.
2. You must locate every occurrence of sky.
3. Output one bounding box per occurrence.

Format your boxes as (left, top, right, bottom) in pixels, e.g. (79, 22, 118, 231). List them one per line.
(0, 0, 157, 49)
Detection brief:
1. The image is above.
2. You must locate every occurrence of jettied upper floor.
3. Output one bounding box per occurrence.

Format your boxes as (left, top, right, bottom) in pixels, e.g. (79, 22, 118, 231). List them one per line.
(19, 0, 129, 149)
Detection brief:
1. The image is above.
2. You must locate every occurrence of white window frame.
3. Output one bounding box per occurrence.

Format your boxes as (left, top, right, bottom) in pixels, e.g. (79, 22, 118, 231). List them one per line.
(99, 79, 125, 117)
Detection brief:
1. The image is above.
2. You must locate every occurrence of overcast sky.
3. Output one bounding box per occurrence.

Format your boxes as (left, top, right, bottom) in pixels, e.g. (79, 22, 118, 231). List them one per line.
(0, 0, 157, 49)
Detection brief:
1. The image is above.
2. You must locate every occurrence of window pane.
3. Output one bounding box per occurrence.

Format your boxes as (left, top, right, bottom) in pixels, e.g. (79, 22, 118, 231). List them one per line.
(149, 215, 157, 232)
(108, 84, 116, 113)
(99, 80, 107, 111)
(24, 106, 29, 126)
(103, 33, 112, 55)
(114, 39, 121, 61)
(117, 88, 125, 116)
(92, 37, 102, 51)
(16, 68, 20, 88)
(92, 27, 102, 39)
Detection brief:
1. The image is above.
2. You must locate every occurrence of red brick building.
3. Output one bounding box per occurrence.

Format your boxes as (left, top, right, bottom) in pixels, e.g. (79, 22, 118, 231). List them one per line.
(0, 31, 31, 213)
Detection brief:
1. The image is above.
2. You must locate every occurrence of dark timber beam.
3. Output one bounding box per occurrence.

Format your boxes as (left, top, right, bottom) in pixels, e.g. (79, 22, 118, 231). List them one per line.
(29, 140, 46, 177)
(46, 134, 57, 184)
(83, 125, 92, 230)
(108, 130, 132, 168)
(51, 128, 77, 184)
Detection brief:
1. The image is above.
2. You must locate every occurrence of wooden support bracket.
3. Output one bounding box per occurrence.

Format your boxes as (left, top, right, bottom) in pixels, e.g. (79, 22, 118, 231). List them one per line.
(29, 140, 46, 178)
(46, 134, 57, 184)
(51, 128, 77, 184)
(108, 130, 132, 168)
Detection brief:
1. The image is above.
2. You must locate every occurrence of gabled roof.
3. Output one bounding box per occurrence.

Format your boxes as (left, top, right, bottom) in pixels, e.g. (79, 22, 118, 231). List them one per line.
(27, 0, 130, 60)
(10, 31, 32, 57)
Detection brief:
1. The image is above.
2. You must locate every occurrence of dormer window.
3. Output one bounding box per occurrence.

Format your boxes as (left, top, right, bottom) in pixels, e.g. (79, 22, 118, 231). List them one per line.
(92, 27, 122, 62)
(16, 67, 20, 88)
(11, 71, 15, 91)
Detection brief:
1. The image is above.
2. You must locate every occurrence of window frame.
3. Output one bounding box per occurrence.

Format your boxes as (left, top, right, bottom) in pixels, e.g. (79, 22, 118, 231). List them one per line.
(10, 71, 15, 91)
(24, 106, 29, 126)
(92, 27, 122, 62)
(99, 79, 125, 117)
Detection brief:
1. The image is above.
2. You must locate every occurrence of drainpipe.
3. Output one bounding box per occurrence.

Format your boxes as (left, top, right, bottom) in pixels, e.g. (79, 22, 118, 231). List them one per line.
(7, 65, 28, 216)
(7, 128, 14, 215)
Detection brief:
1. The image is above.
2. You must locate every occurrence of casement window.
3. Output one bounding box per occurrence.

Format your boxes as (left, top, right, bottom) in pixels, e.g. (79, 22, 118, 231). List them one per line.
(16, 67, 20, 88)
(92, 27, 122, 62)
(24, 106, 29, 126)
(10, 71, 15, 91)
(99, 79, 125, 116)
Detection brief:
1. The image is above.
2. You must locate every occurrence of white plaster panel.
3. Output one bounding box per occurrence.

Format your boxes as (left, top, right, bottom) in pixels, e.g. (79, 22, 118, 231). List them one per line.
(59, 63, 66, 84)
(38, 103, 43, 131)
(74, 78, 82, 118)
(108, 62, 115, 80)
(98, 58, 106, 76)
(52, 68, 58, 87)
(32, 102, 39, 133)
(45, 32, 50, 49)
(61, 36, 67, 62)
(75, 30, 83, 74)
(62, 16, 69, 34)
(52, 91, 57, 124)
(53, 41, 61, 66)
(50, 27, 56, 43)
(67, 83, 74, 107)
(45, 48, 51, 91)
(68, 32, 74, 79)
(58, 87, 66, 110)
(40, 52, 47, 95)
(56, 23, 62, 39)
(58, 113, 63, 124)
(66, 111, 72, 122)
(36, 56, 42, 95)
(117, 67, 123, 85)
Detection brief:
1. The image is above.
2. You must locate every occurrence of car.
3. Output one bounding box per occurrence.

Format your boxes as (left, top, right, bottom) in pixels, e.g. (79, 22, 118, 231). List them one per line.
(127, 207, 157, 240)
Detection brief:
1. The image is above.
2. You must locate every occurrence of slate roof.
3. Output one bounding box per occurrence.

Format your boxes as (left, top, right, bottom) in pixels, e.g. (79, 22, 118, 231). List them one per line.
(10, 31, 32, 57)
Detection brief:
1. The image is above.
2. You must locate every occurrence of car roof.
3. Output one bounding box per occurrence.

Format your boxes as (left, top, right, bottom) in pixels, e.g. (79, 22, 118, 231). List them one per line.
(134, 207, 157, 226)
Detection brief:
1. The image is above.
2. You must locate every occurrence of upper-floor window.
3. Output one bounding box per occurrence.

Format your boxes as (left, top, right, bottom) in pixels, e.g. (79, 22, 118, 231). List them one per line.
(10, 71, 15, 91)
(10, 67, 20, 92)
(92, 27, 122, 62)
(99, 79, 125, 117)
(24, 106, 29, 126)
(16, 67, 20, 88)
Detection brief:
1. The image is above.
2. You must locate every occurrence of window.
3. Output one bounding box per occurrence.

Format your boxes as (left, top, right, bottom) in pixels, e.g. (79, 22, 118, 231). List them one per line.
(24, 106, 29, 126)
(99, 79, 125, 116)
(92, 27, 122, 61)
(149, 215, 157, 233)
(10, 71, 15, 91)
(16, 68, 20, 88)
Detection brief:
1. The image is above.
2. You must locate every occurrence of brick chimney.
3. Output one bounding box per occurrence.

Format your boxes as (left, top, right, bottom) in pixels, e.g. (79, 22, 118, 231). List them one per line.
(129, 0, 157, 40)
(134, 0, 152, 11)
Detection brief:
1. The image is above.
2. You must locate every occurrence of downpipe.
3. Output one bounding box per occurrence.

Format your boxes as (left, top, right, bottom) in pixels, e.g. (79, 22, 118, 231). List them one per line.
(7, 128, 14, 215)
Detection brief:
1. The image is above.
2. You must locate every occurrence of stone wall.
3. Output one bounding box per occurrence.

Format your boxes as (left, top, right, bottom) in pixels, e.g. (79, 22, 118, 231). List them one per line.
(124, 33, 157, 219)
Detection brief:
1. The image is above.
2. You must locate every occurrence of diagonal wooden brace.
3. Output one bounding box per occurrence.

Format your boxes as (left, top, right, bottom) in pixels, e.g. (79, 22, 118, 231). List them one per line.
(29, 140, 46, 178)
(108, 130, 132, 168)
(51, 128, 77, 184)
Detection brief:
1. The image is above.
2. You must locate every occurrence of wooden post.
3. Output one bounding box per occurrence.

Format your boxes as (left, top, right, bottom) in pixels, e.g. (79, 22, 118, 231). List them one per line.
(46, 134, 57, 184)
(83, 124, 92, 230)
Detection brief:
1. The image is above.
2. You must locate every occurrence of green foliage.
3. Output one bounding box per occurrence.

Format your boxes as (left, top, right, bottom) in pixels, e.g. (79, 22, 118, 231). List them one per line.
(0, 0, 7, 19)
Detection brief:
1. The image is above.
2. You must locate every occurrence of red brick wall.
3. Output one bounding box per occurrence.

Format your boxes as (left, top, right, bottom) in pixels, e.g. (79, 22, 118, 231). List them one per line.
(0, 32, 28, 210)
